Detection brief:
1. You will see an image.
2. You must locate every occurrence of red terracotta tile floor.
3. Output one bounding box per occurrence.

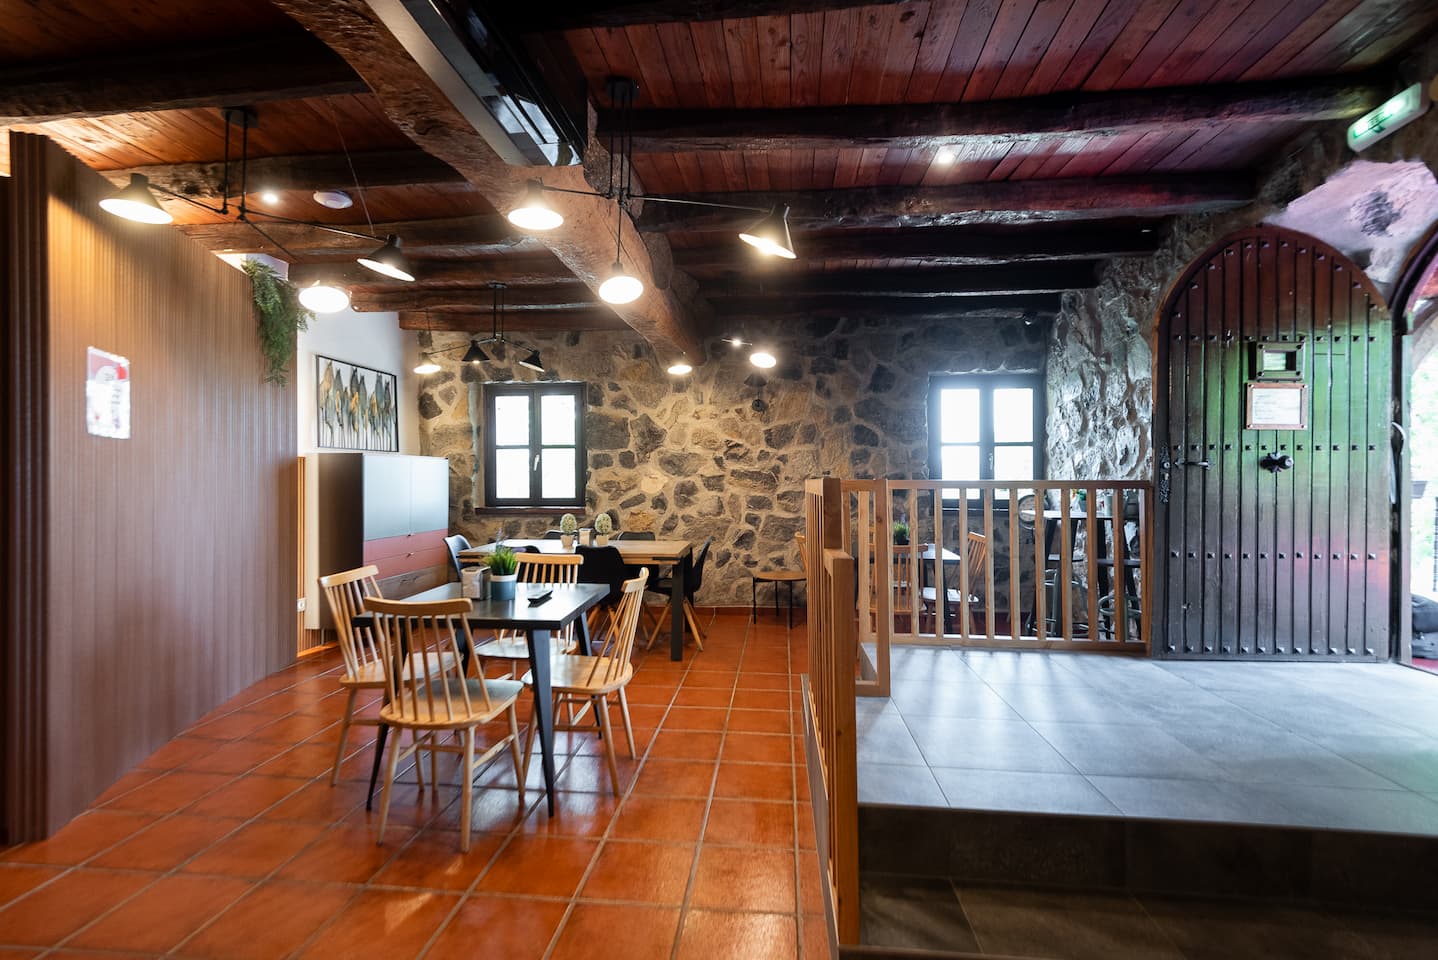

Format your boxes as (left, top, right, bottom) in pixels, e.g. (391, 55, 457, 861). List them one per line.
(1, 612, 825, 959)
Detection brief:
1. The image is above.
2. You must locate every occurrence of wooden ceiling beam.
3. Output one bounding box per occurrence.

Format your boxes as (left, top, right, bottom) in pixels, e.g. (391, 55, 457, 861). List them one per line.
(352, 284, 596, 312)
(637, 173, 1253, 232)
(605, 75, 1385, 152)
(700, 263, 1100, 298)
(289, 258, 572, 287)
(174, 215, 519, 257)
(272, 0, 704, 359)
(399, 310, 629, 333)
(713, 293, 1063, 318)
(106, 148, 463, 202)
(0, 33, 365, 125)
(676, 224, 1160, 268)
(500, 0, 912, 30)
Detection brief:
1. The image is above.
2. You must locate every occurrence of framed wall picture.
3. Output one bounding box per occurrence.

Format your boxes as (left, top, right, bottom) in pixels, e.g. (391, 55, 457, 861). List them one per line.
(1245, 381, 1308, 430)
(316, 355, 399, 451)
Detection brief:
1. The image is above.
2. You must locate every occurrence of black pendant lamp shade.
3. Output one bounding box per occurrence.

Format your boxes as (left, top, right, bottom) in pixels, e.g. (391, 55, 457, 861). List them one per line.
(463, 339, 490, 364)
(738, 205, 796, 259)
(357, 234, 415, 282)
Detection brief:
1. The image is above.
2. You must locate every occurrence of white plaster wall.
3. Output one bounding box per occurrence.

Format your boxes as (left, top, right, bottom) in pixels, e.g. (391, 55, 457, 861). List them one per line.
(296, 308, 420, 455)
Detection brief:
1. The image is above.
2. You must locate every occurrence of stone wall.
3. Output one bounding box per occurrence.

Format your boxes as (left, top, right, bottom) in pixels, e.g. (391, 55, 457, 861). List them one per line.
(1049, 39, 1438, 479)
(417, 309, 1047, 604)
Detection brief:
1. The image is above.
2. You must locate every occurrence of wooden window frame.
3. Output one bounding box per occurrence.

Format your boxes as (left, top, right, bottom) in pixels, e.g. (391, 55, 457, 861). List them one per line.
(927, 374, 1046, 503)
(482, 381, 587, 509)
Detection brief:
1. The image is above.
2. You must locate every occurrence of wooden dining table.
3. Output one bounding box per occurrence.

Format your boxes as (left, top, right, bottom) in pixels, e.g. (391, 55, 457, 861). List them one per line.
(461, 538, 696, 662)
(356, 581, 609, 817)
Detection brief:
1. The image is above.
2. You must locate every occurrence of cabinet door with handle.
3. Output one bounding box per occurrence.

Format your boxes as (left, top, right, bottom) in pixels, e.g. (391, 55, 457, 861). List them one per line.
(410, 457, 450, 533)
(362, 455, 411, 540)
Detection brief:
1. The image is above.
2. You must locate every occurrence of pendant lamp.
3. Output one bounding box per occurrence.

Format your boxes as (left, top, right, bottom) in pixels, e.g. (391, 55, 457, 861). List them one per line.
(739, 206, 796, 259)
(99, 174, 174, 225)
(357, 235, 415, 282)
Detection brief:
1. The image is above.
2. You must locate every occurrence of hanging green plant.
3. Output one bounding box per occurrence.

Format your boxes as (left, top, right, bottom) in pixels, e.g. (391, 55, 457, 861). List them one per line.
(242, 259, 312, 385)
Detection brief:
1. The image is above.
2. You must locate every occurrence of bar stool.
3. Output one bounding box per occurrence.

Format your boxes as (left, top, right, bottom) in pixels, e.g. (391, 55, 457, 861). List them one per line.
(751, 569, 804, 627)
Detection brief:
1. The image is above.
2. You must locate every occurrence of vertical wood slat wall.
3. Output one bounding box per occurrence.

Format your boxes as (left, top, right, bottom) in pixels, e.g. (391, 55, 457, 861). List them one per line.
(4, 134, 297, 838)
(1155, 226, 1391, 659)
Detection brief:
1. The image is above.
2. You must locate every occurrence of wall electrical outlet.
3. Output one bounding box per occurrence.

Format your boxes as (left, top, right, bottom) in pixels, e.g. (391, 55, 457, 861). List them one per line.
(296, 597, 307, 613)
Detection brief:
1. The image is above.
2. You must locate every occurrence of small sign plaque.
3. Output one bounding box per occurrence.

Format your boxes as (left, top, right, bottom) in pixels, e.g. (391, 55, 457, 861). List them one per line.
(86, 346, 131, 439)
(1245, 381, 1306, 430)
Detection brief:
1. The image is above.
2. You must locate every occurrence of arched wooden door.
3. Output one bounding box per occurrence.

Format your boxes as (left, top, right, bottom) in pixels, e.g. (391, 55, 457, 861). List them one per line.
(1154, 226, 1393, 659)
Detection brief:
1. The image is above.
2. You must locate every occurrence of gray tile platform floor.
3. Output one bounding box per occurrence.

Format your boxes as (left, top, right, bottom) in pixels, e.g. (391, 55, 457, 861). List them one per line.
(857, 646, 1438, 835)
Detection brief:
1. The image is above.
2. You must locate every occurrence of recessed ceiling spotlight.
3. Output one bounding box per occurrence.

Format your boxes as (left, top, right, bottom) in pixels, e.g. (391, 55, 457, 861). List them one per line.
(313, 189, 353, 210)
(667, 362, 693, 376)
(260, 189, 280, 205)
(723, 336, 749, 348)
(749, 351, 777, 369)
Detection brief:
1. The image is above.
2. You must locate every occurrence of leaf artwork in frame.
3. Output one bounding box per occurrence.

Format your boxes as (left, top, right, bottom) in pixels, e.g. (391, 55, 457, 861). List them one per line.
(316, 355, 398, 452)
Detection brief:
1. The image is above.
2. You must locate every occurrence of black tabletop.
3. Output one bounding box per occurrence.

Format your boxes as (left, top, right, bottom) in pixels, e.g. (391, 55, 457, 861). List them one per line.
(405, 582, 608, 630)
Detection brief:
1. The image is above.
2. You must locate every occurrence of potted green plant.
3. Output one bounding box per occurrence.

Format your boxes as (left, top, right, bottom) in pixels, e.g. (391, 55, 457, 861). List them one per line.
(484, 545, 519, 601)
(593, 512, 613, 546)
(892, 520, 910, 545)
(559, 513, 578, 550)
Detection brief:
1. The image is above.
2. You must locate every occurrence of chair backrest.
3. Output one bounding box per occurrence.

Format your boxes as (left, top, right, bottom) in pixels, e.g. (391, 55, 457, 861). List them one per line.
(586, 569, 648, 685)
(686, 537, 713, 596)
(617, 530, 655, 540)
(890, 543, 913, 600)
(795, 533, 807, 573)
(576, 545, 628, 604)
(957, 532, 990, 597)
(517, 552, 583, 585)
(364, 596, 493, 723)
(318, 565, 384, 680)
(541, 529, 565, 540)
(442, 534, 472, 581)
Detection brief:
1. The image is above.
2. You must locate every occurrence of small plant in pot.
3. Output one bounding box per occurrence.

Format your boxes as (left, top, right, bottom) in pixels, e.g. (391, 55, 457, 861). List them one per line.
(484, 546, 520, 601)
(593, 512, 613, 546)
(559, 513, 578, 550)
(892, 520, 910, 545)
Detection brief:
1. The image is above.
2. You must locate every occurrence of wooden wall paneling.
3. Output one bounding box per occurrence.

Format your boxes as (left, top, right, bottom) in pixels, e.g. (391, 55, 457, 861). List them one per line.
(11, 134, 296, 834)
(2, 135, 51, 843)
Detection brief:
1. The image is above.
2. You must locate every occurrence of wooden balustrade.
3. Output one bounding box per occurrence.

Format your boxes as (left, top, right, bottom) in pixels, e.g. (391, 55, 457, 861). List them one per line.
(802, 478, 860, 947)
(884, 480, 1153, 651)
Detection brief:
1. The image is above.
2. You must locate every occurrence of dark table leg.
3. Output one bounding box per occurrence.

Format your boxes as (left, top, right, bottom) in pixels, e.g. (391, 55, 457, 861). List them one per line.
(575, 607, 593, 656)
(670, 557, 687, 662)
(526, 628, 558, 816)
(787, 580, 794, 629)
(365, 722, 388, 811)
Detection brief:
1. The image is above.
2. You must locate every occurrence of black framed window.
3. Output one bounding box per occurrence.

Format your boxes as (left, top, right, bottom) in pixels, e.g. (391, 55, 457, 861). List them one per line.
(928, 374, 1044, 501)
(483, 381, 586, 507)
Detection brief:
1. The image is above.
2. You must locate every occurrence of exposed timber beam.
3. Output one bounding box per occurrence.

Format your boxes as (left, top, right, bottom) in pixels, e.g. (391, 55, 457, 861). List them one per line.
(603, 75, 1385, 153)
(352, 284, 596, 312)
(106, 148, 463, 202)
(0, 33, 365, 125)
(701, 263, 1100, 299)
(499, 1, 913, 30)
(290, 258, 572, 288)
(272, 0, 704, 359)
(174, 215, 519, 257)
(399, 310, 629, 333)
(676, 224, 1160, 268)
(637, 174, 1253, 233)
(713, 293, 1063, 317)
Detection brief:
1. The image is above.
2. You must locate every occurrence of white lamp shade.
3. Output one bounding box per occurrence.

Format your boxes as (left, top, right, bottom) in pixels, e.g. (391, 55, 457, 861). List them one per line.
(507, 181, 563, 231)
(599, 264, 643, 305)
(749, 351, 777, 369)
(413, 358, 441, 375)
(298, 281, 350, 313)
(667, 362, 693, 376)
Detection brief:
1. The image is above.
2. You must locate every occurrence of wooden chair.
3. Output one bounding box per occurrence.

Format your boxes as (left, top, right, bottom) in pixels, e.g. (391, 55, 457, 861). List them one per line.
(920, 533, 990, 634)
(644, 537, 711, 650)
(318, 565, 452, 787)
(477, 553, 585, 670)
(365, 596, 525, 852)
(522, 569, 648, 795)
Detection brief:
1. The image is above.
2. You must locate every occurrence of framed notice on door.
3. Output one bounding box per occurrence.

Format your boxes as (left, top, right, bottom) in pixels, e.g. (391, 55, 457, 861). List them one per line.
(1245, 381, 1307, 430)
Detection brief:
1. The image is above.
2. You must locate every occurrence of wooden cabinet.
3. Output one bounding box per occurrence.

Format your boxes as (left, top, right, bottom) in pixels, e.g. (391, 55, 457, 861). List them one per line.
(304, 453, 451, 628)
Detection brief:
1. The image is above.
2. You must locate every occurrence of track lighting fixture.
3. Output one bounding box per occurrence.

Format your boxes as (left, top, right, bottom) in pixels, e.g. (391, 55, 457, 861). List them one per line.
(738, 206, 796, 260)
(99, 174, 174, 224)
(356, 235, 414, 282)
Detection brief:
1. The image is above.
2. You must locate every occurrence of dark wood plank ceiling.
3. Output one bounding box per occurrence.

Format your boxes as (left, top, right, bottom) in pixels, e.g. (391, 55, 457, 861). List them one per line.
(2, 0, 1435, 341)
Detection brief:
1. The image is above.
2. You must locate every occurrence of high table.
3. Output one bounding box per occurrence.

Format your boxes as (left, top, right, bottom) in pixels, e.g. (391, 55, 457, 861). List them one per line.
(461, 538, 695, 662)
(358, 581, 608, 817)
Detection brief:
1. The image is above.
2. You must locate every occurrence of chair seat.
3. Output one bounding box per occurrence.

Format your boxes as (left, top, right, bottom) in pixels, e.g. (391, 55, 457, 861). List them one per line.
(475, 634, 573, 659)
(380, 676, 523, 728)
(522, 655, 632, 694)
(753, 569, 804, 583)
(340, 651, 457, 688)
(920, 586, 982, 606)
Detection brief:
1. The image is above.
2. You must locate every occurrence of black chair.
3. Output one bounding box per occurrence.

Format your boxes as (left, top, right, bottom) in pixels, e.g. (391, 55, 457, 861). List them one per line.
(645, 537, 710, 651)
(541, 529, 565, 540)
(443, 534, 476, 581)
(577, 544, 632, 644)
(615, 531, 655, 540)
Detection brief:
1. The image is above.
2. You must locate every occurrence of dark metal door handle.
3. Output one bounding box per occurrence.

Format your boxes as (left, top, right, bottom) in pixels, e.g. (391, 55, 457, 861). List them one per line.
(1176, 459, 1211, 469)
(1259, 452, 1294, 473)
